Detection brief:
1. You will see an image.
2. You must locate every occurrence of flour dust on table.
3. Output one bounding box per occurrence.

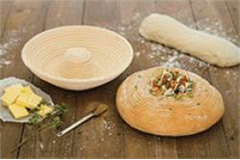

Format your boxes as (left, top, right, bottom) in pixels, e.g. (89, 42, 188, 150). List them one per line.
(139, 14, 240, 67)
(0, 25, 36, 68)
(107, 12, 239, 69)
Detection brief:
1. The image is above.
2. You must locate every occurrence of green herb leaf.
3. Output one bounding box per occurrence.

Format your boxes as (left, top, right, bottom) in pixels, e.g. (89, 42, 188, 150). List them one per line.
(28, 103, 67, 127)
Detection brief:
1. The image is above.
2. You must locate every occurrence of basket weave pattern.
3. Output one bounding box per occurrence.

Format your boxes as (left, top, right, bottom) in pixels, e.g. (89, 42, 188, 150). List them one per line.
(22, 26, 133, 90)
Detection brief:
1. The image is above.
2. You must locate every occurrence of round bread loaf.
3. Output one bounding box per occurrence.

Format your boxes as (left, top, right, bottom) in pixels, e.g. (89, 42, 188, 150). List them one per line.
(116, 67, 225, 136)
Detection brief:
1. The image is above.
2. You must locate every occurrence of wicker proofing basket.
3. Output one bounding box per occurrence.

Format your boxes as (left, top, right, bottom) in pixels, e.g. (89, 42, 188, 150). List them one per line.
(22, 26, 134, 90)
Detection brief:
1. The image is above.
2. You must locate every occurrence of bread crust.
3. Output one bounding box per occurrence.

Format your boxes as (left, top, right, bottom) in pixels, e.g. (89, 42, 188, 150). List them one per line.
(116, 67, 225, 136)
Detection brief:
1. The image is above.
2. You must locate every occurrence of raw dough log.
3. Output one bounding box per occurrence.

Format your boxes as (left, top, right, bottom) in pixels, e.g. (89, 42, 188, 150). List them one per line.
(116, 67, 225, 136)
(139, 14, 240, 67)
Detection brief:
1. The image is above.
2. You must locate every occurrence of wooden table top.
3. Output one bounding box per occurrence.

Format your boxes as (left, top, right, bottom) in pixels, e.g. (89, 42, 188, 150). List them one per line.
(0, 0, 239, 158)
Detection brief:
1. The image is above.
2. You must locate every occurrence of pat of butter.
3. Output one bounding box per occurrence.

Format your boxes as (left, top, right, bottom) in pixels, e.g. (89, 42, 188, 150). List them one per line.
(16, 93, 42, 109)
(4, 84, 24, 93)
(8, 104, 29, 119)
(1, 84, 24, 106)
(21, 86, 33, 94)
(1, 92, 18, 106)
(38, 104, 53, 117)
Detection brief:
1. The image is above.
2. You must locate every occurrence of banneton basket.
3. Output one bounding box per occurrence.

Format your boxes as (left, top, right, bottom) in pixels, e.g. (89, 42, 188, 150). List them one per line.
(22, 26, 134, 90)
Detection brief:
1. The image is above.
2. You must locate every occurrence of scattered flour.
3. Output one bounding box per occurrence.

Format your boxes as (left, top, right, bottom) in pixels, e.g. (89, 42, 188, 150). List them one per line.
(102, 119, 115, 131)
(0, 59, 11, 67)
(79, 145, 86, 151)
(135, 37, 209, 69)
(0, 25, 36, 69)
(0, 31, 20, 68)
(107, 12, 239, 71)
(189, 18, 239, 43)
(135, 51, 141, 57)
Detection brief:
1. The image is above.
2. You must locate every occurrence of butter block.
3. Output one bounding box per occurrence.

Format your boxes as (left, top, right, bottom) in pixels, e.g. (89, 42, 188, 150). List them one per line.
(1, 92, 17, 106)
(1, 86, 24, 107)
(21, 86, 33, 94)
(38, 104, 53, 117)
(8, 104, 29, 119)
(1, 84, 24, 106)
(4, 84, 24, 93)
(16, 93, 42, 109)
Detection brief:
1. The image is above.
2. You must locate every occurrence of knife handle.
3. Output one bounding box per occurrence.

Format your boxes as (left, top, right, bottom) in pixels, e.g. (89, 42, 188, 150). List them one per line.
(57, 113, 94, 137)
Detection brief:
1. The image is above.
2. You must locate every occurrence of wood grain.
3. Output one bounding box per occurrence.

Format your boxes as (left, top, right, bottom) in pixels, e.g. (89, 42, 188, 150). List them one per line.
(226, 0, 239, 34)
(0, 0, 239, 158)
(18, 0, 84, 158)
(190, 0, 240, 158)
(154, 0, 214, 158)
(72, 0, 125, 158)
(0, 0, 49, 158)
(119, 0, 157, 158)
(0, 0, 12, 37)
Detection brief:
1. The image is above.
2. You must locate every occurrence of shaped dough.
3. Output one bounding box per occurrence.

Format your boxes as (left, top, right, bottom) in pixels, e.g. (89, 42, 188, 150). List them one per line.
(116, 67, 225, 136)
(139, 14, 240, 67)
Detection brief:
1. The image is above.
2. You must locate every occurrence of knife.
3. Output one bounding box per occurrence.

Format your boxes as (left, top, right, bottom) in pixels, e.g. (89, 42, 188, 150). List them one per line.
(57, 103, 108, 137)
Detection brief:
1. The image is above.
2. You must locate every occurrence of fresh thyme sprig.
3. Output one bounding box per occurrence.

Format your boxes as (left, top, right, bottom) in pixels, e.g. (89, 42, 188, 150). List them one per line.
(28, 103, 67, 128)
(10, 103, 68, 153)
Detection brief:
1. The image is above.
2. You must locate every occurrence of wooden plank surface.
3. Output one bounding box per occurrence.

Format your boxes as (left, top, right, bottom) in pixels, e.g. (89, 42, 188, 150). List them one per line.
(0, 0, 12, 36)
(190, 0, 240, 158)
(72, 1, 125, 158)
(18, 0, 84, 158)
(119, 0, 158, 159)
(226, 0, 239, 34)
(0, 0, 49, 158)
(154, 0, 213, 158)
(0, 0, 239, 158)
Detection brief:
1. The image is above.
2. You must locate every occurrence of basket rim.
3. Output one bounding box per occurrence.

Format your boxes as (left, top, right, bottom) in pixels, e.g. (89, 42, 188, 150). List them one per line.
(21, 25, 134, 83)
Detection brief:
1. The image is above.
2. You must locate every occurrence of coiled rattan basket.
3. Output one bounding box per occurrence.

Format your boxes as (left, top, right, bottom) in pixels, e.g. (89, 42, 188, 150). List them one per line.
(22, 26, 134, 90)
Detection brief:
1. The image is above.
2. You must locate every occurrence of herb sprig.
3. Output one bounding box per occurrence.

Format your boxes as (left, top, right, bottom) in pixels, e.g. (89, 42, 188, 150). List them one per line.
(28, 103, 67, 128)
(10, 103, 68, 153)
